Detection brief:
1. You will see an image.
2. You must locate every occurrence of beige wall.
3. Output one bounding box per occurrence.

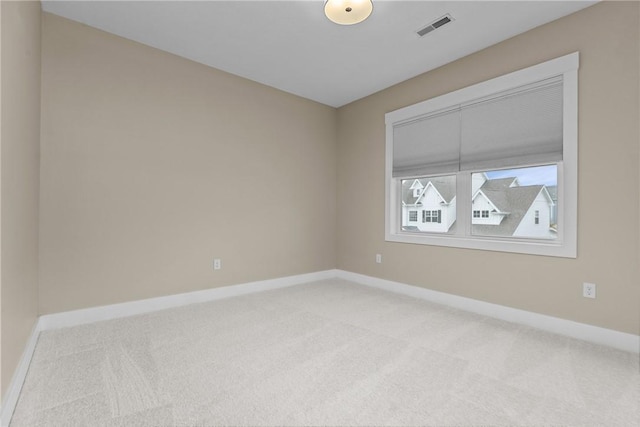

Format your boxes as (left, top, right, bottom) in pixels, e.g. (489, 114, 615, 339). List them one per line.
(337, 1, 640, 334)
(0, 0, 41, 397)
(36, 2, 640, 335)
(39, 13, 337, 314)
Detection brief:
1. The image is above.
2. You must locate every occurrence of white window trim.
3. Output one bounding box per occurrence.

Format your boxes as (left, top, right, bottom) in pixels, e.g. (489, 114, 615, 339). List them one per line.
(385, 52, 578, 258)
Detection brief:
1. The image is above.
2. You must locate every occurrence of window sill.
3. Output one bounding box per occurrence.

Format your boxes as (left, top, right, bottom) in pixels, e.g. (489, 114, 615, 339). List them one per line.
(386, 231, 576, 258)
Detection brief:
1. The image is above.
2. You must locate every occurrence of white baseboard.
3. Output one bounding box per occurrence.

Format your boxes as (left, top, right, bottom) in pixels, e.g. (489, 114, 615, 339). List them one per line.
(1, 320, 41, 427)
(2, 268, 637, 426)
(39, 269, 339, 330)
(336, 270, 640, 354)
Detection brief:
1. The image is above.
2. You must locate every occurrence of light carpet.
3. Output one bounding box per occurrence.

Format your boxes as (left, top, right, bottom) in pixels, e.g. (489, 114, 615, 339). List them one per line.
(10, 279, 640, 426)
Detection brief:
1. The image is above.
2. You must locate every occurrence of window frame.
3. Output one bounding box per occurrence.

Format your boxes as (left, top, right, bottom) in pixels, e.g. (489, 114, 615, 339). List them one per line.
(385, 52, 578, 258)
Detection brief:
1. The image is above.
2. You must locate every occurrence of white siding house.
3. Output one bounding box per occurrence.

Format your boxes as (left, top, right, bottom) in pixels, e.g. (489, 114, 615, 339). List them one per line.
(402, 173, 555, 239)
(402, 177, 456, 233)
(513, 190, 556, 238)
(471, 173, 556, 239)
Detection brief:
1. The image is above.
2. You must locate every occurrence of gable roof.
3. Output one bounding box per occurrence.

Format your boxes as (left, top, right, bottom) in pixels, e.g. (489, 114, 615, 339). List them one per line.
(429, 177, 456, 204)
(409, 180, 424, 190)
(402, 177, 456, 205)
(473, 184, 546, 236)
(477, 177, 518, 192)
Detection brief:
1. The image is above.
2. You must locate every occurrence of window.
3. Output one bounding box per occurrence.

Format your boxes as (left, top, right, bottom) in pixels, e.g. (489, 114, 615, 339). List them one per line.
(409, 211, 417, 222)
(422, 210, 442, 223)
(385, 52, 578, 257)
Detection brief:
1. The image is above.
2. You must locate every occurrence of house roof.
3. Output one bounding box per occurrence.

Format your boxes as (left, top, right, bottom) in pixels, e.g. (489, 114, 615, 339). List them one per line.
(402, 177, 456, 205)
(430, 177, 457, 204)
(401, 180, 419, 205)
(478, 177, 517, 192)
(473, 184, 546, 236)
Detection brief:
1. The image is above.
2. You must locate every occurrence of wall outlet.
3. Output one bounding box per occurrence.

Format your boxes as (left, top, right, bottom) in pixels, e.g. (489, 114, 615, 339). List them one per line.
(375, 254, 382, 264)
(583, 282, 596, 298)
(213, 259, 221, 270)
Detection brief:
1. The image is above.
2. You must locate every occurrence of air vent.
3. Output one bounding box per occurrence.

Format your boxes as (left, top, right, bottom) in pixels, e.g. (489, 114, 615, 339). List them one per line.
(417, 14, 453, 37)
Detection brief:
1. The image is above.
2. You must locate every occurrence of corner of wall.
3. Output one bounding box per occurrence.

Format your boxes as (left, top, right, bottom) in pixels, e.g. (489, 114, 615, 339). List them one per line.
(0, 0, 42, 401)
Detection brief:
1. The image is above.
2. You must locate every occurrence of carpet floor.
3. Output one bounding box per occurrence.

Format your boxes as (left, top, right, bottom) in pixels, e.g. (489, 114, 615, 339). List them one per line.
(10, 279, 640, 426)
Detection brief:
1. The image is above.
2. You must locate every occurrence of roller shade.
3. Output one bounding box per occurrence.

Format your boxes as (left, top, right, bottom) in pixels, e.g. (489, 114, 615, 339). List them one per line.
(392, 76, 563, 177)
(392, 108, 460, 178)
(460, 77, 563, 171)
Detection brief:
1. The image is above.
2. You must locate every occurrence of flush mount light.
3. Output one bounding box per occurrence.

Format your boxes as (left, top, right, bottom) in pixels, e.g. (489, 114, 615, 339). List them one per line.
(324, 0, 373, 25)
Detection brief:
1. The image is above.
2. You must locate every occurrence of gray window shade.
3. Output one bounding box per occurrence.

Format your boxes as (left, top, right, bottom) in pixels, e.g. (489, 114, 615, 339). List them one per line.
(460, 77, 563, 171)
(392, 77, 563, 177)
(392, 108, 460, 178)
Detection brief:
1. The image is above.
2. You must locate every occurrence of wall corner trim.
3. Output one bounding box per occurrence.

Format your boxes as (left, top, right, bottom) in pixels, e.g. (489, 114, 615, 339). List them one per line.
(0, 321, 41, 427)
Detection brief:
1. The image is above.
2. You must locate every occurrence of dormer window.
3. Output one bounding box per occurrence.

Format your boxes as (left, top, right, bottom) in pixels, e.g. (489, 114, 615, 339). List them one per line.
(409, 179, 424, 199)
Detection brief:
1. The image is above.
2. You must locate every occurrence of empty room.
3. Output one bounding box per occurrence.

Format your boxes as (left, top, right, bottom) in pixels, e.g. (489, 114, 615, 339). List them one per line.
(1, 0, 639, 425)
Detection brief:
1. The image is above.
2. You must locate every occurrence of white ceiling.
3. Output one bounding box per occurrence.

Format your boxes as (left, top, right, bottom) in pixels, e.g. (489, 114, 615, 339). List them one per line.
(41, 1, 597, 108)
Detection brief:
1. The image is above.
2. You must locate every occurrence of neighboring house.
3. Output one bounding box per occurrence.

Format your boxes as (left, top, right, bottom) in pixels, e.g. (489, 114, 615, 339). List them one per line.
(401, 176, 456, 233)
(402, 173, 556, 238)
(472, 173, 556, 238)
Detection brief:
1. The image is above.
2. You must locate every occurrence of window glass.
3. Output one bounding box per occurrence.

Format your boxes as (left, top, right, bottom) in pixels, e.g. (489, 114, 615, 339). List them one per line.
(401, 175, 456, 233)
(471, 165, 557, 239)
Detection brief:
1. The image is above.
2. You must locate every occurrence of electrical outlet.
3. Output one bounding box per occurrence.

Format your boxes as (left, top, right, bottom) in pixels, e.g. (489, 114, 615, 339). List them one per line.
(583, 282, 596, 299)
(375, 254, 382, 264)
(213, 259, 221, 270)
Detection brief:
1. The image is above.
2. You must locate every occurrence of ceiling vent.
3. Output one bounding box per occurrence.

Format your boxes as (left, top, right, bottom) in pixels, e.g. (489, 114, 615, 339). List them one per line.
(417, 14, 453, 37)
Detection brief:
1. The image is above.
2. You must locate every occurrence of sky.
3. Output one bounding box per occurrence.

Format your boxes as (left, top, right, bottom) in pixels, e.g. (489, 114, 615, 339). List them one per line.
(484, 165, 557, 187)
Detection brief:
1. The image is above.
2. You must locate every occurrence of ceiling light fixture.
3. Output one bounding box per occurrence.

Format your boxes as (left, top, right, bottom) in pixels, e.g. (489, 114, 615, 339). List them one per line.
(324, 0, 373, 25)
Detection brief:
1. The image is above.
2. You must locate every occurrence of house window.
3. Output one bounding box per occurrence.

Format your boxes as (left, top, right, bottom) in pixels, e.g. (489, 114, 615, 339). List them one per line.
(409, 211, 417, 222)
(385, 52, 578, 258)
(422, 210, 442, 223)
